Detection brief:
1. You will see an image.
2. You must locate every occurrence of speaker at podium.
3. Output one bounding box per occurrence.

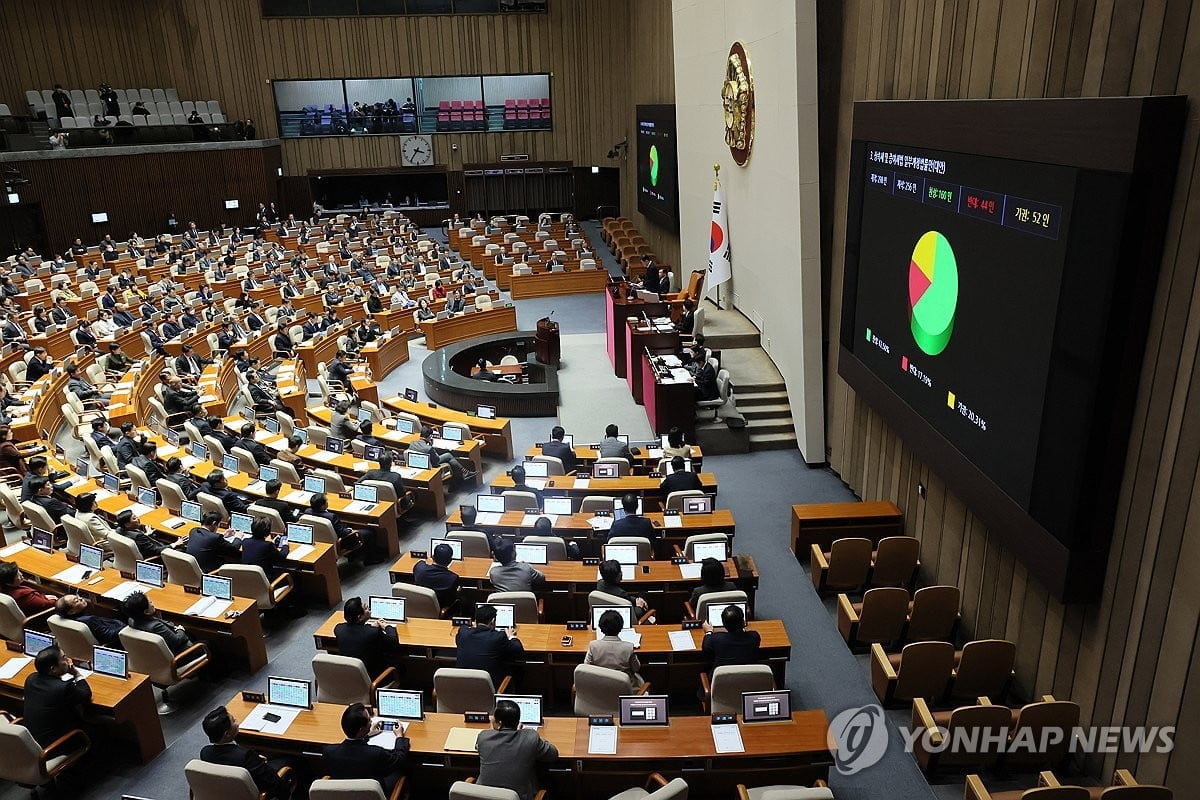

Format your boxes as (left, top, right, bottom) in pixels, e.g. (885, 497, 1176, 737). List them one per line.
(535, 314, 560, 366)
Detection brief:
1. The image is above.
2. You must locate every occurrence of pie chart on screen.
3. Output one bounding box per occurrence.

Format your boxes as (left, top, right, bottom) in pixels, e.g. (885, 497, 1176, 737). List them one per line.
(649, 145, 660, 186)
(908, 231, 958, 356)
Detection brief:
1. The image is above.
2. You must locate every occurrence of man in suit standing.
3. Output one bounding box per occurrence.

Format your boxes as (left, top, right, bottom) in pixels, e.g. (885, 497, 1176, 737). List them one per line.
(455, 603, 525, 684)
(186, 511, 242, 572)
(322, 702, 410, 794)
(596, 424, 633, 464)
(539, 426, 578, 473)
(334, 596, 403, 679)
(413, 543, 459, 610)
(201, 706, 296, 799)
(476, 699, 559, 800)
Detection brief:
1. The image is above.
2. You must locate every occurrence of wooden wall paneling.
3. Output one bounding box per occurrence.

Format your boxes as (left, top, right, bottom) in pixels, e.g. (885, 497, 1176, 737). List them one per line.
(1098, 0, 1145, 95)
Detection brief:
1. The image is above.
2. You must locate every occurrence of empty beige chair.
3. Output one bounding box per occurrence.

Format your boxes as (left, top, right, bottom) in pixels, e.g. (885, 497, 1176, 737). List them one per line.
(197, 491, 229, 521)
(519, 535, 568, 561)
(120, 627, 210, 710)
(502, 490, 539, 511)
(912, 699, 1012, 775)
(595, 457, 631, 476)
(312, 653, 395, 706)
(810, 537, 873, 595)
(528, 454, 565, 475)
(215, 565, 294, 612)
(311, 777, 402, 800)
(248, 503, 287, 535)
(690, 589, 749, 624)
(869, 536, 920, 589)
(0, 718, 90, 794)
(230, 447, 260, 477)
(579, 496, 615, 514)
(870, 641, 955, 706)
(605, 536, 652, 561)
(0, 484, 25, 529)
(609, 775, 690, 800)
(736, 782, 833, 800)
(107, 531, 143, 574)
(391, 582, 443, 618)
(486, 591, 541, 624)
(433, 667, 508, 713)
(312, 468, 346, 494)
(156, 479, 188, 514)
(837, 587, 910, 649)
(162, 549, 204, 588)
(0, 594, 38, 641)
(963, 773, 1102, 800)
(47, 614, 99, 663)
(573, 662, 645, 715)
(906, 585, 961, 642)
(950, 639, 1016, 701)
(203, 435, 228, 463)
(679, 532, 728, 562)
(701, 664, 774, 715)
(269, 458, 303, 485)
(124, 462, 153, 495)
(61, 514, 109, 559)
(362, 480, 399, 505)
(184, 758, 284, 800)
(665, 490, 705, 512)
(447, 530, 491, 558)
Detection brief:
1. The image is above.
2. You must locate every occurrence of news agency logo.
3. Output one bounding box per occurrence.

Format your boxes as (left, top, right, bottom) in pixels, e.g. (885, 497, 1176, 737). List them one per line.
(828, 704, 889, 775)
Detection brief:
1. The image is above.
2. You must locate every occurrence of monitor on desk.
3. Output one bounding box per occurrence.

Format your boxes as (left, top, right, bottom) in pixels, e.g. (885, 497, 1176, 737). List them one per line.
(135, 560, 165, 588)
(303, 475, 326, 494)
(682, 495, 712, 515)
(691, 540, 728, 563)
(619, 695, 669, 726)
(201, 574, 233, 601)
(476, 405, 496, 420)
(190, 442, 208, 462)
(603, 544, 640, 565)
(286, 523, 314, 545)
(92, 645, 128, 679)
(393, 417, 416, 435)
(376, 688, 424, 721)
(76, 456, 92, 479)
(363, 445, 384, 462)
(295, 428, 308, 444)
(30, 527, 54, 552)
(612, 497, 643, 518)
(137, 485, 158, 507)
(490, 603, 515, 629)
(521, 460, 548, 478)
(496, 694, 543, 727)
(514, 542, 548, 565)
(440, 426, 463, 443)
(665, 459, 693, 474)
(353, 484, 378, 503)
(404, 388, 418, 402)
(181, 500, 202, 523)
(544, 433, 573, 449)
(79, 543, 103, 572)
(742, 689, 792, 723)
(476, 493, 504, 513)
(542, 496, 572, 516)
(707, 601, 749, 628)
(23, 629, 54, 657)
(102, 473, 121, 493)
(405, 451, 431, 470)
(221, 453, 240, 474)
(258, 465, 278, 483)
(166, 429, 180, 447)
(591, 604, 633, 630)
(429, 537, 462, 560)
(266, 676, 312, 709)
(357, 407, 373, 422)
(593, 462, 620, 479)
(368, 595, 406, 622)
(263, 417, 280, 435)
(231, 512, 253, 534)
(325, 437, 345, 454)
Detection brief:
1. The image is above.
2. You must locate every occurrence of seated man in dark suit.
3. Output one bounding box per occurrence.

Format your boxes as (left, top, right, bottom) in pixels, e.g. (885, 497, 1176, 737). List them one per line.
(413, 543, 459, 611)
(255, 479, 299, 523)
(160, 456, 199, 501)
(596, 423, 633, 464)
(701, 603, 761, 673)
(660, 456, 703, 494)
(607, 493, 658, 541)
(694, 354, 719, 402)
(334, 596, 403, 679)
(455, 602, 524, 684)
(675, 299, 696, 334)
(200, 470, 251, 515)
(506, 464, 544, 507)
(361, 452, 406, 497)
(54, 594, 125, 647)
(201, 706, 296, 799)
(322, 702, 410, 794)
(241, 517, 289, 579)
(22, 646, 92, 748)
(29, 476, 74, 525)
(539, 425, 577, 474)
(235, 422, 272, 466)
(186, 511, 242, 572)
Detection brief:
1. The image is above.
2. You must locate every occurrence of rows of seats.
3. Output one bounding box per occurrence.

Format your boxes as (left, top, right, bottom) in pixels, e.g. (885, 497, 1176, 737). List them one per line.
(436, 99, 486, 131)
(24, 87, 225, 126)
(502, 97, 551, 128)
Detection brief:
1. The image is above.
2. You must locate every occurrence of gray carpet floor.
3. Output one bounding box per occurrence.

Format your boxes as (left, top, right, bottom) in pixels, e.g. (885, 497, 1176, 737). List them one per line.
(0, 222, 965, 800)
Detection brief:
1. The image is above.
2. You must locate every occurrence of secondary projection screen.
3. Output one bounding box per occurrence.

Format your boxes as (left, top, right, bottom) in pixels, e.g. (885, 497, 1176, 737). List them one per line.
(635, 104, 679, 230)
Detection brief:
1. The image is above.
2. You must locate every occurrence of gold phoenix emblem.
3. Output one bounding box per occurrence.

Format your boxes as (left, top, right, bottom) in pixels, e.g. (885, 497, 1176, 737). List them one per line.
(722, 42, 754, 165)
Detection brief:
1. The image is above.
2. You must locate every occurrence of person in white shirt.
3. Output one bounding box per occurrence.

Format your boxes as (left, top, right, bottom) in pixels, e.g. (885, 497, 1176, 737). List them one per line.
(92, 310, 117, 339)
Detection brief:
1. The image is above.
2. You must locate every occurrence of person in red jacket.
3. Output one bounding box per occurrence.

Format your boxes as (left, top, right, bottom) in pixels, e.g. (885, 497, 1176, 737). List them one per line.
(0, 561, 55, 614)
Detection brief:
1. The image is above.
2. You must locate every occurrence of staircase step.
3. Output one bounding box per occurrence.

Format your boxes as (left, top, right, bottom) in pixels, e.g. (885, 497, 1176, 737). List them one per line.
(741, 403, 793, 420)
(745, 418, 796, 435)
(749, 431, 799, 451)
(706, 332, 761, 350)
(736, 391, 789, 407)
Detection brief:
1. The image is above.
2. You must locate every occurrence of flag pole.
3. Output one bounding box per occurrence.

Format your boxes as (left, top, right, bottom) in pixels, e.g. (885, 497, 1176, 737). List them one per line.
(712, 163, 724, 310)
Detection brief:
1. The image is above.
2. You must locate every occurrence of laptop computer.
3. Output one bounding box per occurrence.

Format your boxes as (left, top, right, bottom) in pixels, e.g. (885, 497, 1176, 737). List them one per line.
(135, 560, 165, 588)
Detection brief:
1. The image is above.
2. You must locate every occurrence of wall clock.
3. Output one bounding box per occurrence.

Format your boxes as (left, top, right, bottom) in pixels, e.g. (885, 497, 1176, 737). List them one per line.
(722, 42, 755, 166)
(401, 134, 434, 167)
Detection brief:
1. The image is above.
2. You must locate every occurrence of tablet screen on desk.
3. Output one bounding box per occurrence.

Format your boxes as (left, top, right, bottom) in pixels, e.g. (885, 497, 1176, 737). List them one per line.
(490, 603, 515, 629)
(303, 476, 326, 494)
(441, 426, 464, 443)
(137, 486, 158, 507)
(258, 465, 278, 482)
(476, 494, 504, 513)
(593, 463, 619, 479)
(135, 560, 165, 588)
(406, 451, 431, 470)
(93, 646, 128, 679)
(23, 629, 54, 657)
(430, 538, 463, 560)
(521, 460, 549, 478)
(376, 688, 423, 721)
(542, 497, 572, 516)
(394, 417, 416, 435)
(682, 495, 712, 515)
(191, 442, 208, 462)
(742, 689, 791, 723)
(602, 544, 639, 565)
(591, 605, 633, 630)
(79, 543, 103, 571)
(476, 405, 496, 420)
(368, 595, 405, 622)
(222, 454, 240, 474)
(202, 574, 233, 601)
(267, 676, 312, 709)
(353, 484, 378, 503)
(496, 693, 543, 727)
(707, 601, 749, 628)
(691, 541, 728, 563)
(181, 500, 202, 522)
(619, 695, 669, 726)
(514, 543, 547, 565)
(286, 523, 314, 545)
(231, 512, 253, 533)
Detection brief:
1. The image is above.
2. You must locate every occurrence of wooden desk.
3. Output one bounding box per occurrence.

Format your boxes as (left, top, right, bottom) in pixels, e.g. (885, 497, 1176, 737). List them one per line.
(387, 553, 757, 624)
(509, 269, 608, 300)
(382, 396, 514, 460)
(642, 350, 696, 437)
(296, 328, 345, 375)
(625, 322, 679, 404)
(420, 305, 518, 350)
(362, 332, 410, 378)
(1, 543, 268, 673)
(0, 649, 165, 764)
(789, 501, 905, 556)
(223, 700, 827, 799)
(488, 473, 719, 509)
(445, 508, 735, 545)
(605, 289, 667, 379)
(523, 444, 706, 473)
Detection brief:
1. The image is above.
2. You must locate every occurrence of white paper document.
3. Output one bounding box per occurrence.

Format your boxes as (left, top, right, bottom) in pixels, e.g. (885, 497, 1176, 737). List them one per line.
(185, 596, 234, 618)
(525, 477, 548, 490)
(664, 515, 684, 529)
(368, 730, 397, 749)
(476, 511, 503, 525)
(588, 725, 618, 754)
(0, 542, 29, 557)
(587, 516, 613, 531)
(613, 629, 642, 647)
(0, 657, 32, 680)
(54, 564, 96, 585)
(398, 468, 421, 480)
(128, 503, 157, 517)
(521, 513, 557, 526)
(240, 704, 302, 735)
(284, 490, 313, 505)
(347, 501, 377, 513)
(711, 723, 745, 753)
(668, 630, 697, 651)
(103, 581, 152, 601)
(676, 563, 703, 579)
(287, 544, 315, 561)
(573, 478, 590, 489)
(308, 450, 338, 463)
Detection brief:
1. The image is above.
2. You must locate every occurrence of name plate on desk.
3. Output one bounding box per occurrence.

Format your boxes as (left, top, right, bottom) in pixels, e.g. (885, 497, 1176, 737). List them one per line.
(241, 690, 266, 704)
(588, 715, 615, 726)
(582, 558, 600, 566)
(712, 713, 737, 725)
(409, 550, 428, 559)
(681, 620, 704, 630)
(184, 584, 202, 595)
(566, 620, 589, 631)
(671, 556, 688, 565)
(464, 712, 490, 724)
(451, 617, 472, 627)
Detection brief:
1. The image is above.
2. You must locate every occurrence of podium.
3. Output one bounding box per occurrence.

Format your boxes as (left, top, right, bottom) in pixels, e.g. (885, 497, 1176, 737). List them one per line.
(535, 316, 561, 366)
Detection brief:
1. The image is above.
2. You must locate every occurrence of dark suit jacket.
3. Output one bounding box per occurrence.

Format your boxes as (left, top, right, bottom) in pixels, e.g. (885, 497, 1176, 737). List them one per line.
(322, 737, 410, 788)
(241, 536, 289, 578)
(608, 514, 658, 541)
(660, 470, 703, 495)
(539, 440, 577, 473)
(186, 526, 242, 572)
(334, 619, 402, 678)
(236, 436, 272, 466)
(361, 469, 404, 496)
(702, 629, 762, 671)
(413, 560, 459, 608)
(22, 672, 91, 747)
(255, 497, 297, 522)
(455, 626, 525, 683)
(200, 742, 286, 795)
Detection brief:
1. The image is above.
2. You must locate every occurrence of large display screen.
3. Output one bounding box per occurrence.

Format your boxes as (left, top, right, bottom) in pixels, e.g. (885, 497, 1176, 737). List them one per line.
(851, 144, 1075, 507)
(636, 104, 679, 230)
